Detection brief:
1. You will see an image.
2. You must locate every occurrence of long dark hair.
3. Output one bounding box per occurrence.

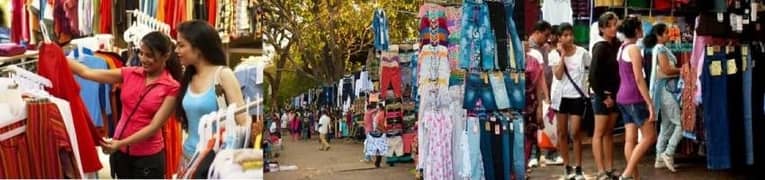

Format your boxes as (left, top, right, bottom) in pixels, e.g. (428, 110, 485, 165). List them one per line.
(141, 31, 183, 81)
(643, 23, 668, 49)
(618, 16, 642, 39)
(176, 20, 228, 131)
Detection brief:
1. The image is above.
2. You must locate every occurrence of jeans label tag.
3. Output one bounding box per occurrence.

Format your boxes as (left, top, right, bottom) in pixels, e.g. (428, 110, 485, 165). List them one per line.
(727, 59, 738, 75)
(742, 46, 749, 56)
(710, 61, 723, 76)
(513, 72, 520, 84)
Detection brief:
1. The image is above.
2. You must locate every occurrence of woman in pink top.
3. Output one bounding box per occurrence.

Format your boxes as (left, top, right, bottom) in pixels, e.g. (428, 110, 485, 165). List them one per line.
(68, 32, 182, 178)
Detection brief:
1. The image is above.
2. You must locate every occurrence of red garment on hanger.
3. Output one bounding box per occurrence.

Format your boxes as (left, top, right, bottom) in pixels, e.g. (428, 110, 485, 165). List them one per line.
(207, 0, 217, 25)
(171, 0, 185, 38)
(10, 0, 26, 44)
(0, 121, 32, 178)
(524, 0, 541, 37)
(164, 0, 174, 24)
(100, 0, 112, 33)
(27, 102, 82, 178)
(37, 43, 103, 173)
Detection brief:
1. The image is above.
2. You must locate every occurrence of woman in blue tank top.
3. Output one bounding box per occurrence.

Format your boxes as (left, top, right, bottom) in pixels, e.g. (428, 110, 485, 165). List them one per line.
(175, 20, 248, 160)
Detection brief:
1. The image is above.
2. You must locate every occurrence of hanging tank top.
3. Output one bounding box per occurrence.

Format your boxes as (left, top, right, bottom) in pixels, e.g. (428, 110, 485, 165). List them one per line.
(182, 66, 223, 157)
(616, 42, 645, 105)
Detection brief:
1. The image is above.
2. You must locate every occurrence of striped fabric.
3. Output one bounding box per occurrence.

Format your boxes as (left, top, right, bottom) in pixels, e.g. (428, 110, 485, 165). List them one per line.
(0, 121, 32, 178)
(28, 101, 81, 178)
(0, 101, 81, 178)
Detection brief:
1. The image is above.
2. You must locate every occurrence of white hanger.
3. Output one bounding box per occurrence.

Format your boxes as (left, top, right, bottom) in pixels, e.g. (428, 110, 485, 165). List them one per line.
(217, 104, 237, 151)
(196, 113, 214, 152)
(0, 125, 25, 141)
(4, 65, 52, 88)
(0, 80, 25, 133)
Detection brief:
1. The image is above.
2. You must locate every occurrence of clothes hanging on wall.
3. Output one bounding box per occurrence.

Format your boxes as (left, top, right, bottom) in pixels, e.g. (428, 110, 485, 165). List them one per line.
(541, 0, 573, 25)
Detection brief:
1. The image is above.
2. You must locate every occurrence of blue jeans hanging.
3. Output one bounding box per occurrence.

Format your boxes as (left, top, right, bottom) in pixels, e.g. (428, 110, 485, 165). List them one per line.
(459, 2, 496, 71)
(701, 48, 731, 170)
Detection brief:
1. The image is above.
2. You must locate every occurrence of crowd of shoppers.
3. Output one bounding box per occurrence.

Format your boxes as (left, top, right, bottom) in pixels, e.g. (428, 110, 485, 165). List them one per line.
(526, 12, 681, 180)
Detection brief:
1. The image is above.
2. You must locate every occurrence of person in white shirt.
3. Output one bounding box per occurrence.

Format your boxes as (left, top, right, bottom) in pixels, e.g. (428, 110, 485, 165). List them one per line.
(318, 109, 332, 151)
(281, 110, 289, 131)
(549, 23, 591, 180)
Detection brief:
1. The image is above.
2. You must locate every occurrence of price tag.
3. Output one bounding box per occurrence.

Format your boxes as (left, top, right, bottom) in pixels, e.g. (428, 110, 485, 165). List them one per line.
(494, 124, 500, 135)
(743, 58, 748, 72)
(485, 121, 491, 131)
(513, 72, 520, 84)
(718, 13, 725, 23)
(753, 2, 759, 22)
(743, 46, 750, 56)
(707, 46, 714, 56)
(493, 71, 502, 78)
(710, 61, 723, 76)
(502, 124, 507, 131)
(482, 73, 489, 84)
(727, 59, 738, 75)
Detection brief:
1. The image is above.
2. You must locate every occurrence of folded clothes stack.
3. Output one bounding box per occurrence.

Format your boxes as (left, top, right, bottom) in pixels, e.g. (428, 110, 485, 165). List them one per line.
(0, 43, 25, 57)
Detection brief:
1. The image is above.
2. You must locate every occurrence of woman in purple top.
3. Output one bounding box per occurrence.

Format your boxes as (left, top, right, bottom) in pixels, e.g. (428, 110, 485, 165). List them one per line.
(615, 16, 657, 180)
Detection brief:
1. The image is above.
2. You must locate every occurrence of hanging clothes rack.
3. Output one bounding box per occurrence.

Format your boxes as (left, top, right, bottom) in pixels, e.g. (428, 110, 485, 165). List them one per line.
(205, 98, 265, 123)
(124, 9, 172, 44)
(424, 0, 461, 7)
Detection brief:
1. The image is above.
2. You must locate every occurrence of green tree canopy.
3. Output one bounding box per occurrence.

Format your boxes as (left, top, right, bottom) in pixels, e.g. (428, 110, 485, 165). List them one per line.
(257, 0, 420, 107)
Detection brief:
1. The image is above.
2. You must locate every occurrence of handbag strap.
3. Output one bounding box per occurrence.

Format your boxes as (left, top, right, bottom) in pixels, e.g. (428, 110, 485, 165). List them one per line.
(117, 84, 160, 155)
(213, 66, 228, 110)
(562, 57, 589, 99)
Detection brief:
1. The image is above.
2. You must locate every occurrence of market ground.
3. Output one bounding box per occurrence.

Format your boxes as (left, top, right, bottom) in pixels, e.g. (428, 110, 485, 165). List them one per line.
(264, 136, 417, 180)
(528, 135, 755, 180)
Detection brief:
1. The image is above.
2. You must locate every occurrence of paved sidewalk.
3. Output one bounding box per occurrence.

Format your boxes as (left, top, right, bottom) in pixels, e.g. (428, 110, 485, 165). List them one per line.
(265, 137, 416, 180)
(528, 141, 752, 180)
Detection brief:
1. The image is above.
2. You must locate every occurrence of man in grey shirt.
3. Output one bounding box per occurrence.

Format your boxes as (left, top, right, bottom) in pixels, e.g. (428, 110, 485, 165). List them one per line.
(526, 20, 566, 167)
(528, 21, 554, 90)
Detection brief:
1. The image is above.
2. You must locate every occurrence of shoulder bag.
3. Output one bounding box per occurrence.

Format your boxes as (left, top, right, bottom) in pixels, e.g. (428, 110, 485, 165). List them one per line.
(562, 60, 595, 136)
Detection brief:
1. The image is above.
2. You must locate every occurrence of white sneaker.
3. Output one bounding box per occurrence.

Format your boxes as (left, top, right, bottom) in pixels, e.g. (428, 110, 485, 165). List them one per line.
(574, 167, 586, 180)
(528, 158, 539, 168)
(661, 153, 677, 172)
(654, 157, 665, 168)
(547, 156, 564, 165)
